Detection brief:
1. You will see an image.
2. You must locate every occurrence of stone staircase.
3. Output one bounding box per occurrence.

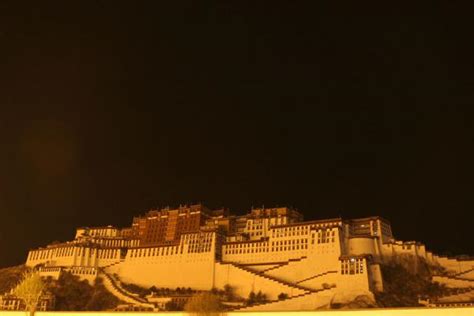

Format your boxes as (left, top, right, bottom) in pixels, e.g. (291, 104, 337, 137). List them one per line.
(101, 259, 124, 269)
(426, 286, 474, 305)
(433, 274, 474, 289)
(295, 270, 338, 285)
(437, 289, 474, 303)
(235, 285, 336, 311)
(259, 256, 308, 273)
(98, 268, 154, 309)
(426, 267, 474, 305)
(230, 262, 315, 294)
(450, 267, 474, 279)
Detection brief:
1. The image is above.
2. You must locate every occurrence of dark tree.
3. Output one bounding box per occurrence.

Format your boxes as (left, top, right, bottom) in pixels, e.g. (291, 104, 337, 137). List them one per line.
(247, 291, 256, 305)
(278, 292, 289, 300)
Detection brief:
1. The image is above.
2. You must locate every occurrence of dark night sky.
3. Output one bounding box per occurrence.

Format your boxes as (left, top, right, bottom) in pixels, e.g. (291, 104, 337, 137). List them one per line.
(1, 2, 473, 267)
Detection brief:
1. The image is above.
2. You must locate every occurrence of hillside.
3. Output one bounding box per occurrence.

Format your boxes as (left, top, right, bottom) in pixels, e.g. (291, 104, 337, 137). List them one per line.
(46, 271, 119, 311)
(0, 267, 119, 311)
(0, 265, 26, 294)
(0, 259, 467, 311)
(375, 261, 448, 307)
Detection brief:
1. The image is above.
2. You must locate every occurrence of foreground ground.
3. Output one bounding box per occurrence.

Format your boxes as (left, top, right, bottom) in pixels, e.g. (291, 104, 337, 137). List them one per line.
(2, 307, 474, 316)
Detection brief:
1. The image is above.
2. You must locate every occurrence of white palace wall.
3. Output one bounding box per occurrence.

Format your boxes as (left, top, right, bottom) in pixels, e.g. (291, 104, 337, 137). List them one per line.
(222, 223, 315, 264)
(292, 257, 375, 294)
(37, 267, 62, 279)
(433, 256, 474, 274)
(348, 237, 378, 257)
(38, 266, 98, 283)
(223, 226, 340, 263)
(246, 263, 282, 272)
(266, 253, 339, 286)
(25, 215, 458, 307)
(264, 227, 342, 284)
(26, 246, 122, 269)
(368, 263, 384, 292)
(220, 224, 375, 297)
(116, 251, 215, 290)
(213, 262, 306, 300)
(379, 242, 431, 264)
(337, 258, 371, 292)
(114, 231, 217, 290)
(296, 270, 339, 289)
(115, 255, 308, 300)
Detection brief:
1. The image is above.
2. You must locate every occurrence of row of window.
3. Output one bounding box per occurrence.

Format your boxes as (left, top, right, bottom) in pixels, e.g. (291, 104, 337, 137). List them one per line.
(188, 245, 212, 253)
(130, 247, 180, 257)
(272, 225, 338, 238)
(224, 234, 338, 255)
(89, 228, 117, 237)
(186, 237, 213, 254)
(96, 249, 119, 259)
(317, 230, 336, 244)
(225, 242, 268, 250)
(224, 244, 309, 255)
(272, 226, 310, 238)
(0, 299, 51, 311)
(30, 247, 70, 260)
(381, 222, 392, 235)
(69, 267, 97, 275)
(128, 244, 213, 257)
(182, 233, 213, 241)
(274, 239, 308, 246)
(98, 239, 129, 247)
(187, 238, 212, 245)
(246, 224, 264, 230)
(341, 259, 364, 275)
(225, 237, 309, 250)
(30, 247, 119, 261)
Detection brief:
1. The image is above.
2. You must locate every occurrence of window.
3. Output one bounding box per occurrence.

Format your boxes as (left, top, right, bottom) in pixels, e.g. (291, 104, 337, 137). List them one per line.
(341, 259, 364, 275)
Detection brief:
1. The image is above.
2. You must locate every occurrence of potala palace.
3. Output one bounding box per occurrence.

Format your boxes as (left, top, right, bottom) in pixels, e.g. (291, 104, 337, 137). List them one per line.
(24, 205, 474, 310)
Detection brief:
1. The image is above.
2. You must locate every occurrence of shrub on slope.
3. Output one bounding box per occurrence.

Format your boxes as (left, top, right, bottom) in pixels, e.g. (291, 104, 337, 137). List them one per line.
(376, 262, 447, 307)
(47, 272, 118, 311)
(0, 265, 27, 294)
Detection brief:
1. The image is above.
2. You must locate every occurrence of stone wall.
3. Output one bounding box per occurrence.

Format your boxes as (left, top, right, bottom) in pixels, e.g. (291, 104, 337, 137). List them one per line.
(116, 253, 216, 290)
(213, 262, 306, 300)
(265, 253, 339, 286)
(26, 246, 122, 268)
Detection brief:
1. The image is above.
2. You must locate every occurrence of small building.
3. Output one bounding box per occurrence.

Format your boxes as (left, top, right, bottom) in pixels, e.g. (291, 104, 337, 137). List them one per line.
(0, 290, 55, 311)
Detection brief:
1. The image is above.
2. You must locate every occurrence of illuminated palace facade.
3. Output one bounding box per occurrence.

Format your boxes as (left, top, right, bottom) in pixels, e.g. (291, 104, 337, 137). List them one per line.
(25, 205, 474, 311)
